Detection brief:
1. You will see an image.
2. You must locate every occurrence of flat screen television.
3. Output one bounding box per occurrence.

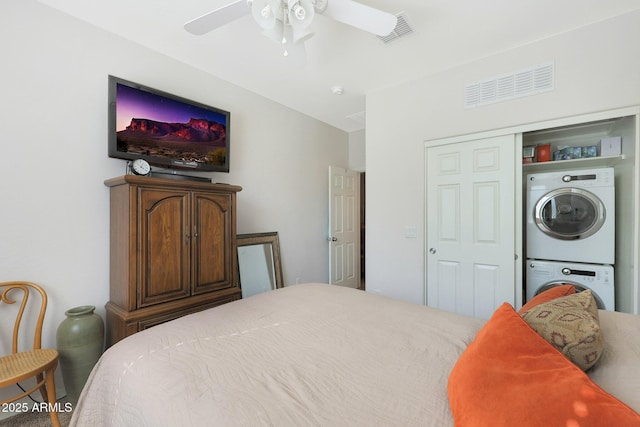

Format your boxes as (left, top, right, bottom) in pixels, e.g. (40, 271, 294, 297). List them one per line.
(108, 76, 230, 173)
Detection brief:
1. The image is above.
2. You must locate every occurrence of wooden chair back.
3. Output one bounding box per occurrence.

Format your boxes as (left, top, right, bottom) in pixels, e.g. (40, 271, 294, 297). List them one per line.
(1, 281, 48, 354)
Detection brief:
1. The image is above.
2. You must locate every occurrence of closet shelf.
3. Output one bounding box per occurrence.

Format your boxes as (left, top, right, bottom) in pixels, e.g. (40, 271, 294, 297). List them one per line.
(523, 154, 625, 172)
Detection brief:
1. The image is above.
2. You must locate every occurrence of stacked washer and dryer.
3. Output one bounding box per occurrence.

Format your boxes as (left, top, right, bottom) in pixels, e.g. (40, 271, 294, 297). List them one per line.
(525, 167, 616, 310)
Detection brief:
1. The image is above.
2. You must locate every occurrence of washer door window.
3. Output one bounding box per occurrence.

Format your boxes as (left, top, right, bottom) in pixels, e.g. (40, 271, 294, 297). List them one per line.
(535, 282, 605, 310)
(534, 188, 605, 240)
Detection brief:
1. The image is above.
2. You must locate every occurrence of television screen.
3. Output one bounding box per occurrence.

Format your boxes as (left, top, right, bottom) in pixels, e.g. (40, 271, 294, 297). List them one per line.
(108, 76, 230, 173)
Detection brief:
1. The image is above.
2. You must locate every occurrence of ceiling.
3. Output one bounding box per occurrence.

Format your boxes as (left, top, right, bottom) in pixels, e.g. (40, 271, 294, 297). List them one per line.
(38, 0, 640, 132)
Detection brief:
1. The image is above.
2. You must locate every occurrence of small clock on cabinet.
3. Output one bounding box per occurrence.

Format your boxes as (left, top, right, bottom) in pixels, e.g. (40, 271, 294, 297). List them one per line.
(130, 159, 151, 176)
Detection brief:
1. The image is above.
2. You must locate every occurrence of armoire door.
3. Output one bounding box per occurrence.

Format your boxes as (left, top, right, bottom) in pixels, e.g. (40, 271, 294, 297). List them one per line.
(191, 192, 233, 294)
(138, 188, 191, 307)
(426, 135, 516, 318)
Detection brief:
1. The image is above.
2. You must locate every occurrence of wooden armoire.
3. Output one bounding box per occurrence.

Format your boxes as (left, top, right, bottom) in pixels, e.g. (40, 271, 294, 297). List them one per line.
(104, 175, 242, 346)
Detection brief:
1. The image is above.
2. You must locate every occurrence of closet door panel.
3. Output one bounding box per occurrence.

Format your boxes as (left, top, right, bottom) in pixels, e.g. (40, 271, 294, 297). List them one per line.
(426, 135, 516, 317)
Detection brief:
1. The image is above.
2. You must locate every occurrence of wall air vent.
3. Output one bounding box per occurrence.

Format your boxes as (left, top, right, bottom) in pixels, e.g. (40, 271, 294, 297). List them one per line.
(464, 62, 555, 108)
(377, 13, 414, 44)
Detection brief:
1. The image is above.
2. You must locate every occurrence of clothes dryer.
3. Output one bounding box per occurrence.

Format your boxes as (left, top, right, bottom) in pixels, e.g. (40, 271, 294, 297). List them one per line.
(525, 259, 614, 310)
(526, 167, 615, 264)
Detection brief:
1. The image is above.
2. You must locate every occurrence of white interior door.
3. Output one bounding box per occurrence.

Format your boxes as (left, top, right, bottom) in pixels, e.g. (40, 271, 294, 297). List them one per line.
(328, 166, 360, 288)
(426, 135, 516, 318)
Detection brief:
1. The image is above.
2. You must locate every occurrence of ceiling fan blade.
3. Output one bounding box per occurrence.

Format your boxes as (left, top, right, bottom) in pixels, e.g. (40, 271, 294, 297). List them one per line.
(321, 0, 397, 36)
(184, 0, 250, 35)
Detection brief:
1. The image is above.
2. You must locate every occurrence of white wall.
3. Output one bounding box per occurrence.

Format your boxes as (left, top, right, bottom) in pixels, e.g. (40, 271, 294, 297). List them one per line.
(366, 11, 640, 304)
(349, 130, 366, 172)
(0, 0, 347, 401)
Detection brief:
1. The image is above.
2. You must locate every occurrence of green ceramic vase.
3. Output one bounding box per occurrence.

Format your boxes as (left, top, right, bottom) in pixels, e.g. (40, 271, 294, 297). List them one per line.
(56, 305, 104, 405)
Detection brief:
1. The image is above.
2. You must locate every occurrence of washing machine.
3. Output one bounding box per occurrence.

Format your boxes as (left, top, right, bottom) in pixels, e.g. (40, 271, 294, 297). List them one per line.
(526, 167, 615, 264)
(526, 259, 614, 310)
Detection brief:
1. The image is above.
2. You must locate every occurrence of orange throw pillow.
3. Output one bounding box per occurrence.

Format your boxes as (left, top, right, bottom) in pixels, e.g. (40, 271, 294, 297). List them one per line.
(519, 284, 575, 313)
(448, 303, 640, 427)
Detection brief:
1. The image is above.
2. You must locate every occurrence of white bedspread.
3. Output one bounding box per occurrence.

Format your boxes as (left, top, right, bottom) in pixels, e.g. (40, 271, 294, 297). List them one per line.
(70, 283, 640, 426)
(71, 284, 484, 426)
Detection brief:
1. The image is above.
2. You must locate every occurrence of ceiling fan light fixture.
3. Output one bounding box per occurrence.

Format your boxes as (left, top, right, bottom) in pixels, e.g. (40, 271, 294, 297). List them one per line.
(291, 28, 314, 43)
(251, 0, 279, 30)
(312, 0, 328, 13)
(288, 0, 315, 30)
(292, 4, 306, 20)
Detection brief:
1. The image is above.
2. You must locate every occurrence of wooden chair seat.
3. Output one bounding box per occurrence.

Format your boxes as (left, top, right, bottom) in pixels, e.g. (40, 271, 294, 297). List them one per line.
(0, 349, 59, 385)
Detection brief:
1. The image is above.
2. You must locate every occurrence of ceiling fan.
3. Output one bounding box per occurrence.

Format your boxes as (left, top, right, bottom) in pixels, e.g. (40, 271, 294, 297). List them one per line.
(184, 0, 397, 55)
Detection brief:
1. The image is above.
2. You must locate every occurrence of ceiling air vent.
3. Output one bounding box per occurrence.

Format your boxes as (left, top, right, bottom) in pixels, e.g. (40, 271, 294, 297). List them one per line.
(464, 62, 555, 108)
(377, 13, 414, 44)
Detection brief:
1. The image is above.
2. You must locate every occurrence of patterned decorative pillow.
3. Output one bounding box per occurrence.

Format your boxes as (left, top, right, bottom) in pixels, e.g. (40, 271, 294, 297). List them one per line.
(518, 284, 575, 313)
(520, 290, 603, 371)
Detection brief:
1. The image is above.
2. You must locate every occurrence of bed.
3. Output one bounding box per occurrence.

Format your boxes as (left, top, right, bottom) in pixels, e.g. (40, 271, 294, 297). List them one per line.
(70, 283, 640, 426)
